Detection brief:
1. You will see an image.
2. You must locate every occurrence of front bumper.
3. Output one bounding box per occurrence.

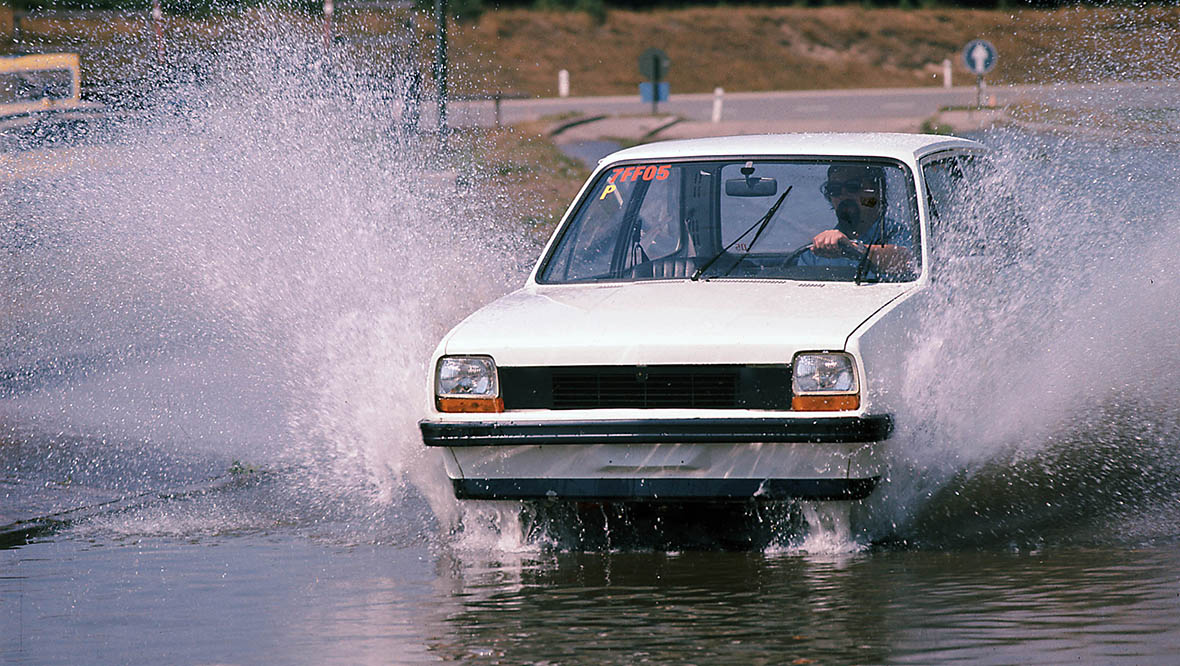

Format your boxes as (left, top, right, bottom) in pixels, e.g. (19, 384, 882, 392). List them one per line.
(451, 477, 878, 501)
(420, 415, 892, 447)
(420, 415, 892, 502)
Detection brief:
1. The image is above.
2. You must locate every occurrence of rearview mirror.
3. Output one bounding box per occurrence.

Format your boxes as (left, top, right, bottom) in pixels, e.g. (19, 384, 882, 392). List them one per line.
(725, 177, 778, 197)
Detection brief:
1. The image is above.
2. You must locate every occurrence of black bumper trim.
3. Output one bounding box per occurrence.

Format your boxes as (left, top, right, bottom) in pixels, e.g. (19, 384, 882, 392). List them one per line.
(452, 477, 879, 501)
(421, 415, 892, 447)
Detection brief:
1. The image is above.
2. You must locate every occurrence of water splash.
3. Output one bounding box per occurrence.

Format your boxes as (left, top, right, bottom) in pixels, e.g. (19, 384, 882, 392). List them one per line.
(872, 126, 1180, 548)
(2, 21, 534, 541)
(6, 11, 1180, 553)
(794, 502, 865, 554)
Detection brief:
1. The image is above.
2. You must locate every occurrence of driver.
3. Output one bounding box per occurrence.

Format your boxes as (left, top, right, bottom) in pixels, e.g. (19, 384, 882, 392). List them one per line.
(800, 164, 914, 277)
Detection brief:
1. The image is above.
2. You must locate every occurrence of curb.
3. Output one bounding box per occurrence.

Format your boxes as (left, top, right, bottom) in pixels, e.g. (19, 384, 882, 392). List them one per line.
(548, 114, 608, 138)
(641, 116, 684, 141)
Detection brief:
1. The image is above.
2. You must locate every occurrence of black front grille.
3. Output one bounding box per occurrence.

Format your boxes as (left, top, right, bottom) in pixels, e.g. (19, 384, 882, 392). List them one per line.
(552, 368, 737, 409)
(499, 365, 792, 411)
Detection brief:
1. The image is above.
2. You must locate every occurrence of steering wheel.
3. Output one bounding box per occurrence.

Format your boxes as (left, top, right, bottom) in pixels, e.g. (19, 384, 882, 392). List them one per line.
(781, 243, 817, 268)
(784, 238, 869, 265)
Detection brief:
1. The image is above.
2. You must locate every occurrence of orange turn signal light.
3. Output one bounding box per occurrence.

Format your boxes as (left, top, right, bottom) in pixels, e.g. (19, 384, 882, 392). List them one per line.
(437, 396, 505, 413)
(791, 394, 859, 412)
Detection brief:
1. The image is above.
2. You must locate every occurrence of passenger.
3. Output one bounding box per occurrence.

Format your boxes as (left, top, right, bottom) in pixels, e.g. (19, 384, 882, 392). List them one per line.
(801, 164, 914, 277)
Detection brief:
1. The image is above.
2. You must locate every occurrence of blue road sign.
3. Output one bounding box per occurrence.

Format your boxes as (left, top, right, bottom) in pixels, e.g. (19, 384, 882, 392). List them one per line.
(962, 39, 997, 76)
(639, 82, 669, 103)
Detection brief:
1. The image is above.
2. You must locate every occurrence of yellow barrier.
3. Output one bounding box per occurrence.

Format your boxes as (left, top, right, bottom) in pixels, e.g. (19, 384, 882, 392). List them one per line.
(0, 52, 82, 117)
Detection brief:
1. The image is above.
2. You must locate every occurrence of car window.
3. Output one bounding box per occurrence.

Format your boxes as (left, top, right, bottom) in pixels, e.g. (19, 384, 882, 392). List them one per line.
(921, 152, 1024, 263)
(635, 166, 683, 261)
(922, 157, 958, 223)
(543, 167, 645, 280)
(539, 158, 921, 284)
(718, 162, 830, 254)
(923, 152, 996, 219)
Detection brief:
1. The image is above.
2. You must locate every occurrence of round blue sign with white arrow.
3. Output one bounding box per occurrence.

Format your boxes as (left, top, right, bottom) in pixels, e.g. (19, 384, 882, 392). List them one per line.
(962, 39, 997, 76)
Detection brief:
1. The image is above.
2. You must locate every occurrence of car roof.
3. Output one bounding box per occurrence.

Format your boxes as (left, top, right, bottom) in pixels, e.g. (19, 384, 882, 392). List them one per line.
(600, 132, 983, 165)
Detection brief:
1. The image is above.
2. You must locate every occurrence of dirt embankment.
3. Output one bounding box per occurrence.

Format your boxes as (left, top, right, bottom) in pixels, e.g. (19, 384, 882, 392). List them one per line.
(448, 7, 1179, 96)
(5, 6, 1177, 98)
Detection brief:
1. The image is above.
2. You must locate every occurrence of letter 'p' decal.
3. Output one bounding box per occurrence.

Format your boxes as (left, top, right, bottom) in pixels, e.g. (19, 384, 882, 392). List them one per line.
(599, 183, 617, 200)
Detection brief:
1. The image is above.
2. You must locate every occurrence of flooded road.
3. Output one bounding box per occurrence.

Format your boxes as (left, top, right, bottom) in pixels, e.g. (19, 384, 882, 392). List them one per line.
(5, 23, 1180, 663)
(7, 504, 1180, 663)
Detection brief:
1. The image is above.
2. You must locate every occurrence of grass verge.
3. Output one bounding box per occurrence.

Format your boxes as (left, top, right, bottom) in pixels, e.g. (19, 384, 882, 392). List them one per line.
(4, 6, 1178, 98)
(448, 119, 589, 238)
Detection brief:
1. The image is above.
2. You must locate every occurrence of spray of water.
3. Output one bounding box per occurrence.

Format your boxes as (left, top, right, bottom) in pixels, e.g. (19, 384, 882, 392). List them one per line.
(869, 126, 1180, 549)
(5, 10, 1180, 553)
(2, 21, 536, 542)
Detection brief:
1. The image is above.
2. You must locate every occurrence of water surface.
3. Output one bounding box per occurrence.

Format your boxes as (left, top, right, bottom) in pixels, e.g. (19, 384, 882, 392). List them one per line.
(4, 18, 1180, 664)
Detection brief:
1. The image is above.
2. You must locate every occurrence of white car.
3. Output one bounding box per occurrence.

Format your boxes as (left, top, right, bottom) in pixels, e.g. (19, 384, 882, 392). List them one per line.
(421, 133, 985, 504)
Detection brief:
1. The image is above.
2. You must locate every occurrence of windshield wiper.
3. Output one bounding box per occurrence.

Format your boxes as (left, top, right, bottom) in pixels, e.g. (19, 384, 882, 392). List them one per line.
(853, 225, 883, 285)
(691, 185, 792, 281)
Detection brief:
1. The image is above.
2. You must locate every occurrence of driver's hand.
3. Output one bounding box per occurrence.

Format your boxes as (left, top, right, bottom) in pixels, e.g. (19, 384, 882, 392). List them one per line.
(812, 229, 849, 257)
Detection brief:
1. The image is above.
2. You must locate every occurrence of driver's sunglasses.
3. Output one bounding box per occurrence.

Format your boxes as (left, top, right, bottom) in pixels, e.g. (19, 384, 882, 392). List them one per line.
(823, 180, 877, 197)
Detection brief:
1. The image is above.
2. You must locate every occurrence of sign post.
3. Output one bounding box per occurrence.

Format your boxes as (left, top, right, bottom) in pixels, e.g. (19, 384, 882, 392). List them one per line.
(434, 0, 448, 133)
(961, 39, 997, 108)
(323, 0, 333, 49)
(638, 47, 670, 114)
(152, 0, 163, 64)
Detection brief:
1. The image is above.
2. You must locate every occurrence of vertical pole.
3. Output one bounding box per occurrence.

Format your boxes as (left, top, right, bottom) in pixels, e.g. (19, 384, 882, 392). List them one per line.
(711, 87, 723, 123)
(152, 0, 163, 64)
(942, 58, 952, 89)
(323, 0, 333, 50)
(975, 74, 982, 108)
(651, 56, 660, 115)
(403, 70, 421, 135)
(433, 0, 448, 133)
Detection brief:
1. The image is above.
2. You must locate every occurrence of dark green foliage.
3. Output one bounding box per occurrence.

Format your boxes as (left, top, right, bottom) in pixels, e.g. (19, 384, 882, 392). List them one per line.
(575, 0, 607, 24)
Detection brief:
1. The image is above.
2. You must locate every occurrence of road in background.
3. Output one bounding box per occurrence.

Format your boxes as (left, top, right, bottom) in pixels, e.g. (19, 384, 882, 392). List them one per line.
(450, 80, 1180, 135)
(455, 85, 980, 128)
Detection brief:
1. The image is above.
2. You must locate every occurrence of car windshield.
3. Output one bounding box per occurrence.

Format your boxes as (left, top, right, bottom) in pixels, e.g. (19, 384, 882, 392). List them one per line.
(538, 158, 920, 284)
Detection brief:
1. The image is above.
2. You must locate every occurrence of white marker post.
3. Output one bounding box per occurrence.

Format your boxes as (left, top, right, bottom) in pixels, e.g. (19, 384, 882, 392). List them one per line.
(711, 87, 724, 123)
(558, 69, 569, 98)
(942, 58, 952, 89)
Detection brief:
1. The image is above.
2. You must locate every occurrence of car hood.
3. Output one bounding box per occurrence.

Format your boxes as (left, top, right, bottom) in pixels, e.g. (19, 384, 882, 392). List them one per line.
(443, 280, 915, 366)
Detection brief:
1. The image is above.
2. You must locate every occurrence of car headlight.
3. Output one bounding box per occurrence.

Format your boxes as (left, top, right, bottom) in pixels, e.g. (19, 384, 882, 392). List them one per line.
(435, 355, 503, 413)
(791, 352, 860, 411)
